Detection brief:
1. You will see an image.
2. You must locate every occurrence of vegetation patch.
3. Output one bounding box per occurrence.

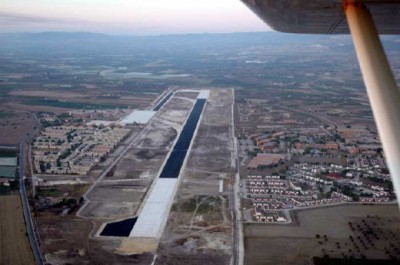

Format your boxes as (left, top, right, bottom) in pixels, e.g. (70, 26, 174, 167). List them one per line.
(313, 257, 400, 265)
(0, 150, 17, 157)
(37, 188, 63, 197)
(23, 98, 122, 109)
(0, 111, 15, 118)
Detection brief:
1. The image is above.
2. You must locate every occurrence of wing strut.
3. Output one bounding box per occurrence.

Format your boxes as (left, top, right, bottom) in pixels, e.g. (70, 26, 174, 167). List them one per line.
(344, 3, 400, 204)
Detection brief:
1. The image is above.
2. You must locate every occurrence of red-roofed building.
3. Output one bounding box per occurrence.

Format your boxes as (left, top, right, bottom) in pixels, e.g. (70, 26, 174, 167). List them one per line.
(327, 173, 341, 179)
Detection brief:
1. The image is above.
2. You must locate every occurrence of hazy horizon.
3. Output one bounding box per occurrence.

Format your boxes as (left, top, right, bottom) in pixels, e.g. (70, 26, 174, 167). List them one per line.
(0, 0, 270, 35)
(0, 30, 274, 37)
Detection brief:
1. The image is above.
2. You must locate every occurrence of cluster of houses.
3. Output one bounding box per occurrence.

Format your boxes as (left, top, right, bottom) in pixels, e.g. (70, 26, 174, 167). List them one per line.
(238, 101, 395, 224)
(358, 186, 391, 202)
(246, 162, 394, 223)
(291, 162, 389, 188)
(331, 191, 353, 202)
(32, 125, 130, 175)
(245, 173, 383, 223)
(359, 197, 390, 203)
(245, 122, 384, 157)
(250, 131, 286, 152)
(253, 208, 287, 223)
(247, 176, 289, 222)
(301, 198, 343, 207)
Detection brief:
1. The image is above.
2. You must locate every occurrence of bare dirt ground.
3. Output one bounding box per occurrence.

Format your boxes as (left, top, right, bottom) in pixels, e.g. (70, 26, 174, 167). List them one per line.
(135, 125, 177, 150)
(3, 102, 71, 114)
(157, 88, 234, 265)
(0, 111, 35, 145)
(174, 91, 199, 99)
(244, 204, 400, 265)
(79, 181, 146, 219)
(113, 149, 169, 179)
(37, 213, 154, 265)
(9, 89, 155, 108)
(157, 195, 232, 265)
(0, 195, 35, 265)
(155, 97, 194, 130)
(10, 90, 92, 99)
(186, 88, 233, 175)
(186, 126, 232, 175)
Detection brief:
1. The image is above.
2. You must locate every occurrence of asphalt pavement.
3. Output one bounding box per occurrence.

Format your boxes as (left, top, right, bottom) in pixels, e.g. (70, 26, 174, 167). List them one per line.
(18, 120, 44, 265)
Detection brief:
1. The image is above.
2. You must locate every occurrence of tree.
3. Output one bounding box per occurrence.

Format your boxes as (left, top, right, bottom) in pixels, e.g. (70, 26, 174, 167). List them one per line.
(39, 161, 46, 173)
(388, 181, 394, 193)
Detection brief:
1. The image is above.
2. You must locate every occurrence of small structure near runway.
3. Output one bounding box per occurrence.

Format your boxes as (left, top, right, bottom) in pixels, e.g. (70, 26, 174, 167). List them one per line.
(120, 110, 156, 125)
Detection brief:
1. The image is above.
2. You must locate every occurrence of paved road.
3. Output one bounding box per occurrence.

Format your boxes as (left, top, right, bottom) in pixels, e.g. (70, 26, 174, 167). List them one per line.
(0, 145, 18, 150)
(18, 113, 44, 265)
(19, 143, 44, 265)
(27, 113, 41, 198)
(231, 89, 244, 265)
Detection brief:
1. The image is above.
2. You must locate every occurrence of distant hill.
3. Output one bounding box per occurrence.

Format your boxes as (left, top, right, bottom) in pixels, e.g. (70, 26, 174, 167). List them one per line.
(0, 31, 398, 66)
(0, 31, 340, 53)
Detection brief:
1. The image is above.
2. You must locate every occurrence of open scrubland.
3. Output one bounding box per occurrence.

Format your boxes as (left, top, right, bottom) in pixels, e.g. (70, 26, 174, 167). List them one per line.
(0, 111, 35, 145)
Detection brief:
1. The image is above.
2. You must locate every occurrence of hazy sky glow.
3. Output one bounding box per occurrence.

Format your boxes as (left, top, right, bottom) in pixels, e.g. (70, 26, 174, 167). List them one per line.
(0, 0, 269, 35)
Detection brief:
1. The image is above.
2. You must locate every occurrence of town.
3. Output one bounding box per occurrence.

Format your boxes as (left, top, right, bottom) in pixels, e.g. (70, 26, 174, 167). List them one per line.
(237, 96, 394, 223)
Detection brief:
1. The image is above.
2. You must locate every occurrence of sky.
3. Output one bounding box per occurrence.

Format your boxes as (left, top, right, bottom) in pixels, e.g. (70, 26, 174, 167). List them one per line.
(0, 0, 269, 35)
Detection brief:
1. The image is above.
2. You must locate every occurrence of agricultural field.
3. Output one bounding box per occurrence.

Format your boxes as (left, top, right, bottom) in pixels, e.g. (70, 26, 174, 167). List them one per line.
(244, 204, 400, 265)
(0, 195, 35, 265)
(0, 110, 35, 145)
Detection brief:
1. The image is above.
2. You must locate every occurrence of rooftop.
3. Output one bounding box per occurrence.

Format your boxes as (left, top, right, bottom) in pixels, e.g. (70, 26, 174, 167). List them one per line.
(120, 110, 156, 125)
(0, 166, 16, 178)
(0, 157, 17, 167)
(248, 153, 286, 169)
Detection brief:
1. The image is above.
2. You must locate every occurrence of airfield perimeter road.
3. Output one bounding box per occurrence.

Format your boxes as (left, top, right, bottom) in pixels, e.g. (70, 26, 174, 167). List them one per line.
(27, 113, 41, 198)
(231, 89, 244, 265)
(19, 138, 44, 264)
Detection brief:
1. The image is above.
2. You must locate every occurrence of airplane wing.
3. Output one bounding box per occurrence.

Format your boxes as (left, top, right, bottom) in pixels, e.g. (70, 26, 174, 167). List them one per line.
(241, 0, 400, 34)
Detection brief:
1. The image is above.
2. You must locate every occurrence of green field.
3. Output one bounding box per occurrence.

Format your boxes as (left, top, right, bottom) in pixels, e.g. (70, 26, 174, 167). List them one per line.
(23, 98, 121, 109)
(0, 111, 15, 118)
(0, 150, 17, 157)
